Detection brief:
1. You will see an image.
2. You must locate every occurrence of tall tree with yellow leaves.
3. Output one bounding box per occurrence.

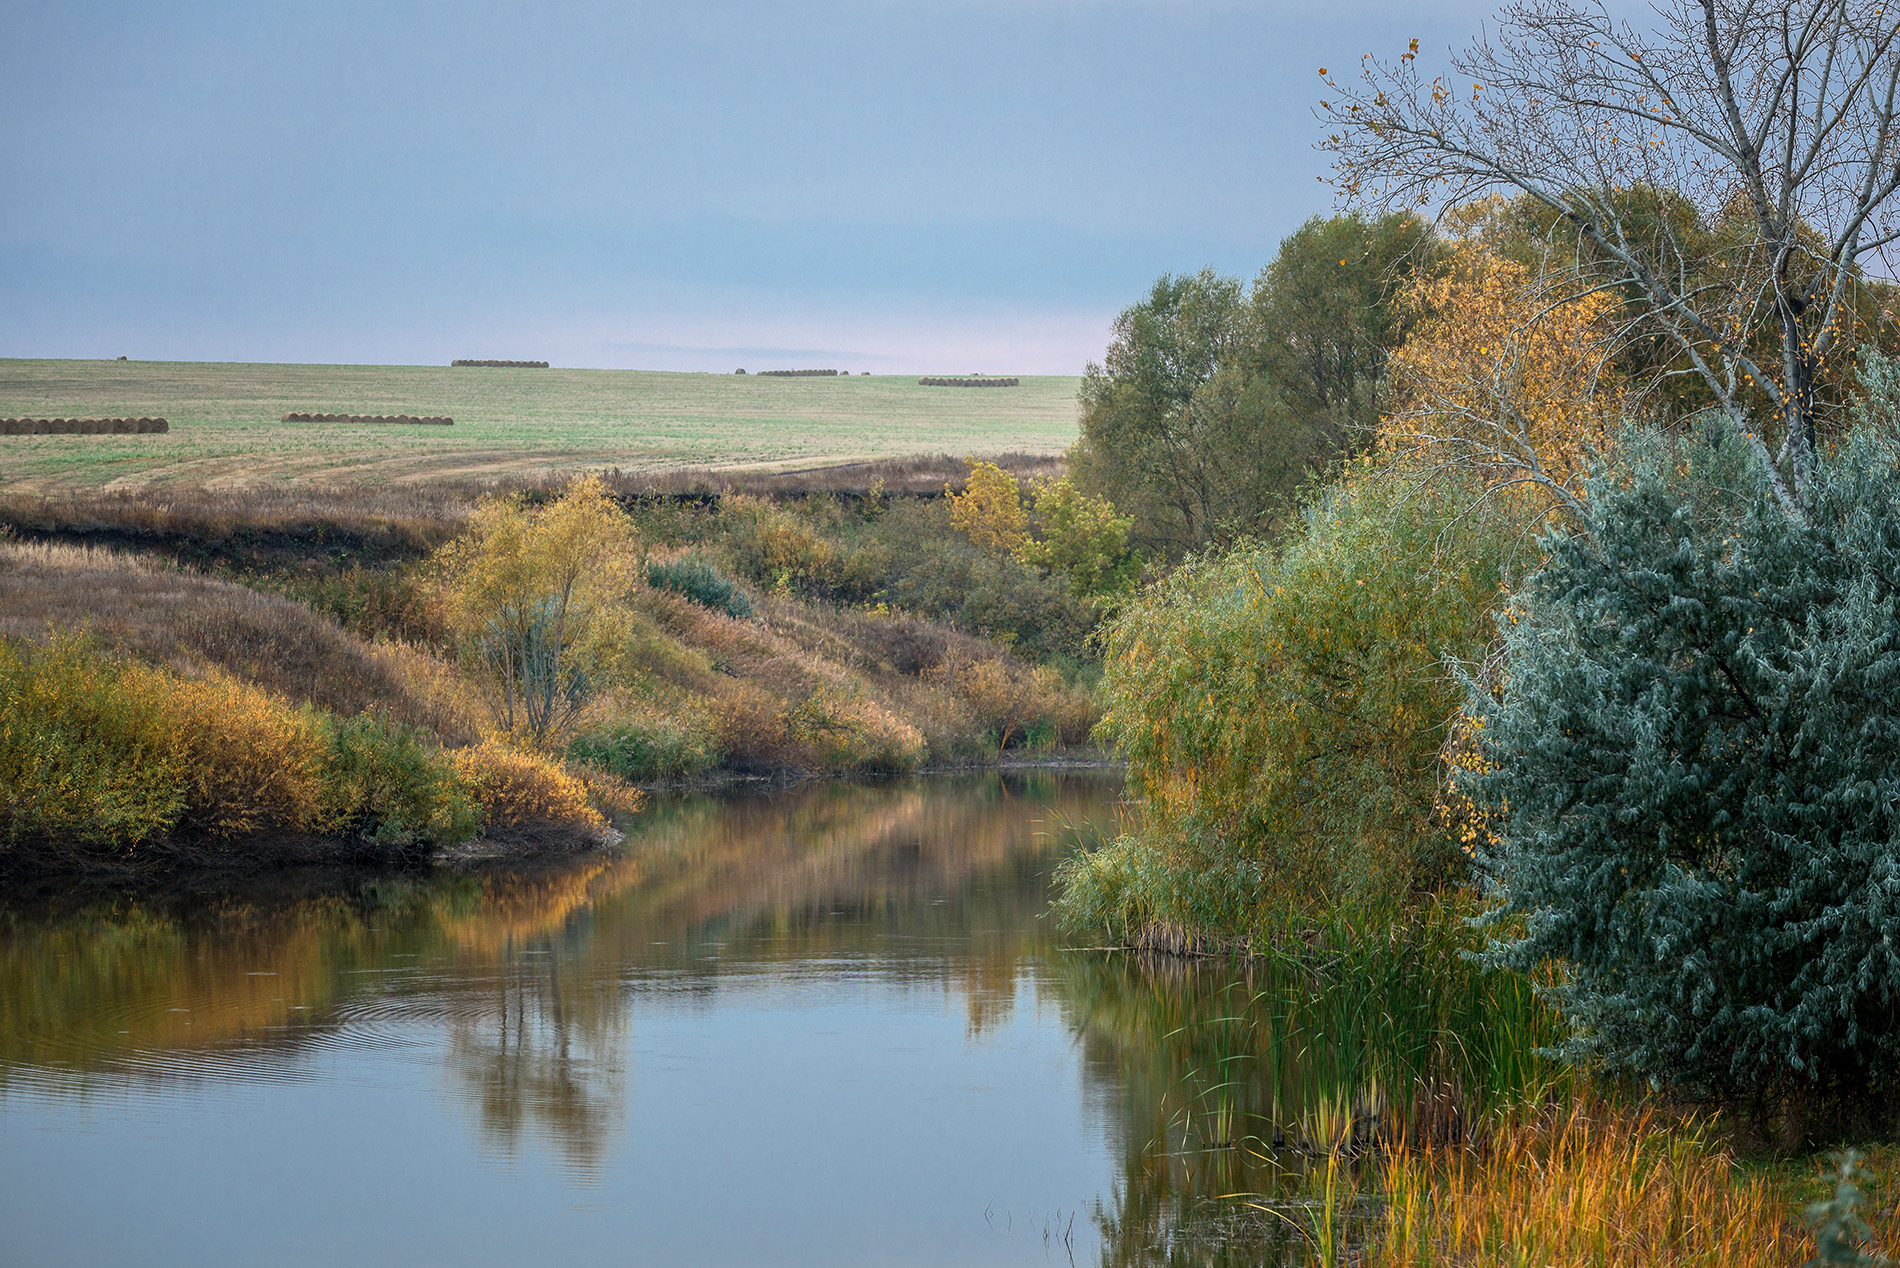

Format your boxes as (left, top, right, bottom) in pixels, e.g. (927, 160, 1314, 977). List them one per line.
(1381, 242, 1624, 522)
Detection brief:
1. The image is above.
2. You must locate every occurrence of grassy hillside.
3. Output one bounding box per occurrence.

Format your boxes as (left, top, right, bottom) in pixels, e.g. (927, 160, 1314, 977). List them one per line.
(0, 359, 1081, 490)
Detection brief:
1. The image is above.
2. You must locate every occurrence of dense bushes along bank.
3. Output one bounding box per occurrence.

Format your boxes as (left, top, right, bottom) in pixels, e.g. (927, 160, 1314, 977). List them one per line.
(0, 457, 1118, 869)
(0, 634, 624, 862)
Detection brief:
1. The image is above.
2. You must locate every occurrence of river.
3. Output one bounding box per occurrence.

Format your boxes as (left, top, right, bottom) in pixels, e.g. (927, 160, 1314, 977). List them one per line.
(1, 772, 1318, 1267)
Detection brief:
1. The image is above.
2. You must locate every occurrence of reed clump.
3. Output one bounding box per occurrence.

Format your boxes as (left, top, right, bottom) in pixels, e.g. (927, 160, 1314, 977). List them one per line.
(1365, 1099, 1810, 1267)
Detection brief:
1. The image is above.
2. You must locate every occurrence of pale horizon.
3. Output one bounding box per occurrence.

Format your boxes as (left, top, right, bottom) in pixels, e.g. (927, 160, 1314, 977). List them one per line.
(4, 0, 1500, 374)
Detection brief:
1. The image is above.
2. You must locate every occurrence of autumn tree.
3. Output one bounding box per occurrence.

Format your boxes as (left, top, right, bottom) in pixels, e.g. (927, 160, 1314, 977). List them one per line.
(434, 476, 636, 747)
(1016, 476, 1141, 599)
(1382, 239, 1624, 519)
(946, 459, 1029, 557)
(1322, 0, 1900, 513)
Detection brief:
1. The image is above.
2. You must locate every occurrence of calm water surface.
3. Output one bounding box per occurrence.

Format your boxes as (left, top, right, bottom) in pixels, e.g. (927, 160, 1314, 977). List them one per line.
(1, 773, 1310, 1268)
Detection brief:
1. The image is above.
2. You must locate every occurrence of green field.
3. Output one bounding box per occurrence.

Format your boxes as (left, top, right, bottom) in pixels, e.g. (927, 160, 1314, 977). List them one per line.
(0, 359, 1082, 490)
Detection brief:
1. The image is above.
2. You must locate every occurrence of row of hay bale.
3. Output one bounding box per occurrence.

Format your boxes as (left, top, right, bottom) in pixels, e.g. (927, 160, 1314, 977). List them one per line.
(917, 377, 1019, 388)
(452, 359, 547, 368)
(281, 413, 453, 425)
(0, 417, 169, 434)
(755, 368, 839, 377)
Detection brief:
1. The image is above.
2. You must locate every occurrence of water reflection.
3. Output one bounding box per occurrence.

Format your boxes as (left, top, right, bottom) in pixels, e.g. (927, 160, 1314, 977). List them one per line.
(0, 772, 1509, 1267)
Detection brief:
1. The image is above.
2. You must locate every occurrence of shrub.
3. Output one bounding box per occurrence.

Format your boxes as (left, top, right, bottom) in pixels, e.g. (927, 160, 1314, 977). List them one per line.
(719, 497, 882, 601)
(782, 688, 926, 772)
(871, 501, 1096, 661)
(644, 555, 753, 617)
(165, 672, 332, 838)
(947, 459, 1029, 556)
(926, 651, 1066, 750)
(1015, 476, 1141, 598)
(1470, 423, 1900, 1117)
(323, 712, 479, 851)
(1062, 465, 1516, 939)
(434, 475, 637, 745)
(0, 635, 186, 848)
(451, 739, 607, 839)
(0, 637, 481, 854)
(569, 715, 717, 778)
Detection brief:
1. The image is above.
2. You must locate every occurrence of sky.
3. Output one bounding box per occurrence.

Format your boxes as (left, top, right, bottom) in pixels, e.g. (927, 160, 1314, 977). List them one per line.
(2, 0, 1501, 374)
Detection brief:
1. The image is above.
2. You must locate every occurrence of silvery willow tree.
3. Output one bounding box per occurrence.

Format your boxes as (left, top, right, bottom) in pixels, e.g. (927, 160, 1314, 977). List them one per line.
(1465, 423, 1900, 1119)
(1322, 0, 1900, 1118)
(1320, 0, 1900, 513)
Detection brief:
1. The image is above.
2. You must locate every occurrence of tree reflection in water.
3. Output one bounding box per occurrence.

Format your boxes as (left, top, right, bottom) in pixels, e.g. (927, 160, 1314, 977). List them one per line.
(0, 773, 1556, 1266)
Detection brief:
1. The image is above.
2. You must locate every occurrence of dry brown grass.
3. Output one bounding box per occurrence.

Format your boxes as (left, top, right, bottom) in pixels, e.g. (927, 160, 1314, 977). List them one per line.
(599, 451, 1064, 500)
(0, 539, 478, 740)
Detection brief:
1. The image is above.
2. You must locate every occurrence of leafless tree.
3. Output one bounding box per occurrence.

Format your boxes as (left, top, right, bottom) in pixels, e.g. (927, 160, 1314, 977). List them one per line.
(1320, 0, 1900, 513)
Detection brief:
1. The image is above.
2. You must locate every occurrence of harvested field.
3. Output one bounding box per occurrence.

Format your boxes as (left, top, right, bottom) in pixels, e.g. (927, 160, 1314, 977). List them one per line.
(757, 368, 840, 377)
(1, 418, 168, 434)
(917, 377, 1019, 388)
(281, 413, 453, 425)
(0, 359, 1080, 491)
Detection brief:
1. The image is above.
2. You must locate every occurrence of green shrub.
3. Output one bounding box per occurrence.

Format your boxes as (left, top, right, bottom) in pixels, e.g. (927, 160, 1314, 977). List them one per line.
(1058, 465, 1517, 941)
(1471, 423, 1900, 1110)
(870, 501, 1096, 661)
(0, 637, 479, 855)
(569, 715, 717, 778)
(644, 555, 753, 617)
(0, 635, 187, 848)
(322, 711, 479, 851)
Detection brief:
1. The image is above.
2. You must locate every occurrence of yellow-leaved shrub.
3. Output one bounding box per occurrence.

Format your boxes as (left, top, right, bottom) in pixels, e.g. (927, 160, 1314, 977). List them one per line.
(165, 671, 333, 838)
(450, 739, 607, 838)
(0, 635, 186, 847)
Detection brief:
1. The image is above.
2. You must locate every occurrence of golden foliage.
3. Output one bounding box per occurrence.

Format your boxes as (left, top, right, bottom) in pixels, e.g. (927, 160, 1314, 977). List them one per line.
(433, 475, 638, 744)
(0, 634, 187, 846)
(1384, 243, 1623, 515)
(947, 459, 1028, 557)
(450, 739, 607, 835)
(164, 671, 332, 838)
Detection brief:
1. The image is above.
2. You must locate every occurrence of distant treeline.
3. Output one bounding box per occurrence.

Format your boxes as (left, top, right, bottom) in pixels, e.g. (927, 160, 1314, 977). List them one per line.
(452, 360, 548, 369)
(282, 413, 454, 426)
(918, 377, 1019, 388)
(754, 369, 840, 377)
(0, 417, 168, 434)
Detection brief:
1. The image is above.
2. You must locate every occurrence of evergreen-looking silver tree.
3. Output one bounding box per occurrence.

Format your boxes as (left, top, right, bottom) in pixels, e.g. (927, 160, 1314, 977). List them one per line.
(1469, 421, 1900, 1114)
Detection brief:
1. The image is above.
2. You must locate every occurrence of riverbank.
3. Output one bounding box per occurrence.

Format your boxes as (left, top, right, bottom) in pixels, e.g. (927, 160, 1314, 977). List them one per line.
(0, 460, 1113, 881)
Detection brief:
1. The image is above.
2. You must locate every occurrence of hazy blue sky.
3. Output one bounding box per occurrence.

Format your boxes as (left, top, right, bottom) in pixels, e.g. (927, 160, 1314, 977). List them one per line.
(2, 0, 1499, 373)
